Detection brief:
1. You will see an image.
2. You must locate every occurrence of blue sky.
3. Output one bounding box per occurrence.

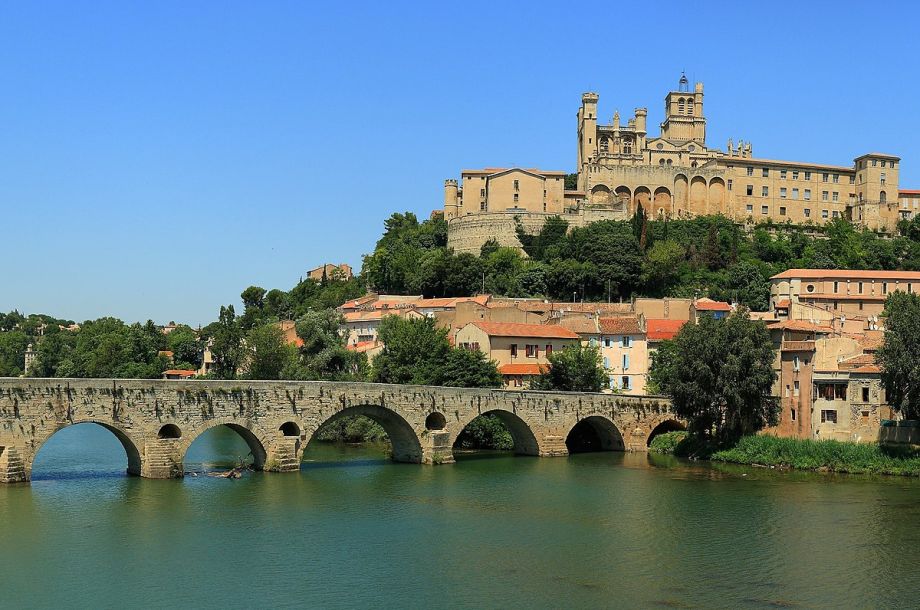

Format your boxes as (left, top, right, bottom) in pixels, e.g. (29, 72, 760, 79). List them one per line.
(2, 1, 918, 326)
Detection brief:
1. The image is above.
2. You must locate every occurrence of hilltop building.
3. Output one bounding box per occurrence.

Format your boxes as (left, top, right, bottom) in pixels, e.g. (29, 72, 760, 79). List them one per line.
(445, 74, 911, 254)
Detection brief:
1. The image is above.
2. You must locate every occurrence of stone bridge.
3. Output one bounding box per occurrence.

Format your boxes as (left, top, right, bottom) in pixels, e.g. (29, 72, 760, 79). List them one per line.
(0, 379, 683, 483)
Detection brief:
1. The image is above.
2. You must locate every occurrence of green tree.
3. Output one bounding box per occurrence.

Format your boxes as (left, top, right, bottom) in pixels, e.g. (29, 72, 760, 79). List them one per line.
(211, 305, 244, 379)
(534, 344, 606, 393)
(641, 240, 685, 296)
(0, 330, 29, 376)
(245, 323, 295, 380)
(167, 325, 201, 369)
(292, 310, 365, 380)
(440, 348, 502, 388)
(651, 309, 778, 442)
(877, 292, 920, 420)
(372, 316, 450, 385)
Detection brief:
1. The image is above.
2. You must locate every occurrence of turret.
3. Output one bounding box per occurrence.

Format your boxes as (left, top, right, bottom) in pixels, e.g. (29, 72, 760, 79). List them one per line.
(577, 92, 599, 190)
(444, 179, 459, 219)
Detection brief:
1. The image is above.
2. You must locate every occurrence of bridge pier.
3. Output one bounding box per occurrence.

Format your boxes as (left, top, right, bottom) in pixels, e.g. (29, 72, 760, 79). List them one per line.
(0, 445, 27, 483)
(421, 430, 454, 465)
(141, 438, 182, 479)
(265, 437, 301, 473)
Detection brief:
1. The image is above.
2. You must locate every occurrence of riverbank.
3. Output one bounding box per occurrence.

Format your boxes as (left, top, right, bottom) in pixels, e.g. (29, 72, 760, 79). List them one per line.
(650, 431, 920, 476)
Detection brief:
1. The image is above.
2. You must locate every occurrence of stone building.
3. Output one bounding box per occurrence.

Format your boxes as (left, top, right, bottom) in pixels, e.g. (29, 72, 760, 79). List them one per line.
(444, 74, 910, 254)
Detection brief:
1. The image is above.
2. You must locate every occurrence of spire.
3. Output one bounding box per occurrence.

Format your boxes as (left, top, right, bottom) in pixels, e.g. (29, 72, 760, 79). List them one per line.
(678, 71, 689, 92)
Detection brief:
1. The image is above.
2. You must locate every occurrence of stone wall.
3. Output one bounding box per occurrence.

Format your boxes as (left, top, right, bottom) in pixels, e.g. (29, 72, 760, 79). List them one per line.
(0, 378, 680, 483)
(447, 208, 629, 255)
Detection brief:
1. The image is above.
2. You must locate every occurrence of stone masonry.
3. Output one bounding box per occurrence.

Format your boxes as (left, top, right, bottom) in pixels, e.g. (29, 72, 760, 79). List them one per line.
(0, 378, 681, 483)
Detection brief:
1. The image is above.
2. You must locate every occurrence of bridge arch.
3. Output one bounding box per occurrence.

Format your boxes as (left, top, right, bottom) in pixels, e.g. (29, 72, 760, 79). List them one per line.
(28, 420, 143, 480)
(180, 419, 270, 470)
(306, 405, 423, 463)
(566, 415, 624, 453)
(453, 409, 540, 457)
(646, 419, 686, 447)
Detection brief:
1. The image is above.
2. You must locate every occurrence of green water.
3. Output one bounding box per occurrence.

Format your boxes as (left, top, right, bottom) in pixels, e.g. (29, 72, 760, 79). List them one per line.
(2, 424, 919, 609)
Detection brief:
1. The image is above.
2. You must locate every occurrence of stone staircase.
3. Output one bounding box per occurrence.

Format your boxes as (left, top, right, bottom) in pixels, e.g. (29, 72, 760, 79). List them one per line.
(0, 446, 27, 483)
(143, 440, 181, 478)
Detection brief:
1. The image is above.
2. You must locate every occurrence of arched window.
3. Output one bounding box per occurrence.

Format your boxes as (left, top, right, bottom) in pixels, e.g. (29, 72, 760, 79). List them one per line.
(623, 139, 632, 154)
(659, 159, 666, 166)
(600, 137, 608, 152)
(880, 191, 887, 203)
(691, 161, 698, 168)
(678, 98, 685, 114)
(687, 100, 694, 115)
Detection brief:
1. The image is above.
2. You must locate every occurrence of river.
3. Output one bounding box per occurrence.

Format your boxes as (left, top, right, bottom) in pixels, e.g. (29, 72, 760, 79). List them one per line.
(1, 424, 919, 608)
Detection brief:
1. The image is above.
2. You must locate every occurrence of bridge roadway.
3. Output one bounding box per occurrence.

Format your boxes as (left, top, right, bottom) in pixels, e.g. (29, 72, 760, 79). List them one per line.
(0, 378, 683, 483)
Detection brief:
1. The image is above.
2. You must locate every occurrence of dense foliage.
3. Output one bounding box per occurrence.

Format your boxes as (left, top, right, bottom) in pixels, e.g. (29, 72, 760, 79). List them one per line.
(533, 344, 606, 393)
(876, 292, 920, 420)
(650, 310, 778, 442)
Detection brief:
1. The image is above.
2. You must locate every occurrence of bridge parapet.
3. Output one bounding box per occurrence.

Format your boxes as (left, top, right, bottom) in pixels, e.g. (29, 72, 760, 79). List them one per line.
(0, 379, 681, 483)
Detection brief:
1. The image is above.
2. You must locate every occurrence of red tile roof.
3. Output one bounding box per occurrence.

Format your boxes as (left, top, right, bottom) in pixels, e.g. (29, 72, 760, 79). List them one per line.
(163, 369, 196, 378)
(766, 320, 834, 333)
(552, 316, 600, 335)
(838, 354, 876, 369)
(646, 319, 686, 341)
(599, 316, 643, 335)
(771, 269, 920, 280)
(694, 298, 732, 312)
(900, 189, 920, 195)
(498, 363, 548, 376)
(470, 321, 580, 339)
(775, 299, 791, 308)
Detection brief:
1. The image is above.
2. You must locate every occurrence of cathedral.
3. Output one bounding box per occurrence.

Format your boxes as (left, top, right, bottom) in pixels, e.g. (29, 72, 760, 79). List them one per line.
(443, 75, 907, 253)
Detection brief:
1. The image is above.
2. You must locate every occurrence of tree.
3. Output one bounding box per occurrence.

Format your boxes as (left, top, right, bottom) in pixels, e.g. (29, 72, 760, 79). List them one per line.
(211, 305, 244, 379)
(372, 316, 450, 385)
(245, 323, 295, 380)
(440, 348, 502, 388)
(167, 325, 201, 369)
(646, 340, 678, 395)
(292, 310, 364, 380)
(650, 309, 778, 442)
(877, 292, 920, 420)
(642, 240, 685, 296)
(534, 344, 606, 393)
(0, 330, 29, 376)
(240, 286, 268, 330)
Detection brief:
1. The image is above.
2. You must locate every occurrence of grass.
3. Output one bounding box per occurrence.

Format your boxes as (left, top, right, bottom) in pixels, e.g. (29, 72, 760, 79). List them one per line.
(649, 430, 920, 477)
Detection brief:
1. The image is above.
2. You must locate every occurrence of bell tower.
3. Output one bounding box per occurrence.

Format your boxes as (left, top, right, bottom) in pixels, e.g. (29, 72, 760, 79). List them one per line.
(660, 73, 706, 144)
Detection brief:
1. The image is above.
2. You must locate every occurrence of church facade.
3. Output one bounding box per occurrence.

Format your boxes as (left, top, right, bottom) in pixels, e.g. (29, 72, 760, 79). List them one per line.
(443, 75, 907, 253)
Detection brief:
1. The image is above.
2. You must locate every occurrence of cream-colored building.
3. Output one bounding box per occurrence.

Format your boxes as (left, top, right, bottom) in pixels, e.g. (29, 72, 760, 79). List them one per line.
(454, 321, 580, 389)
(444, 74, 909, 253)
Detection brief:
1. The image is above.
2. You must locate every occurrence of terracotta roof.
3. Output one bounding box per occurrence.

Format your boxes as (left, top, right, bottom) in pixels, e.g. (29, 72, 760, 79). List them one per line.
(771, 269, 920, 280)
(343, 309, 421, 322)
(347, 340, 382, 353)
(646, 319, 686, 341)
(766, 320, 834, 333)
(857, 331, 884, 352)
(801, 293, 887, 301)
(340, 294, 378, 309)
(470, 321, 580, 339)
(900, 190, 920, 195)
(163, 369, 196, 377)
(838, 354, 876, 370)
(599, 317, 643, 335)
(552, 316, 600, 335)
(695, 298, 732, 312)
(498, 363, 548, 376)
(414, 295, 491, 309)
(776, 299, 791, 308)
(852, 365, 881, 374)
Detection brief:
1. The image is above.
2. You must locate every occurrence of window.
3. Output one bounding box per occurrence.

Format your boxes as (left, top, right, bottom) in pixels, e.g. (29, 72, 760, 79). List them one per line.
(821, 410, 838, 424)
(832, 211, 839, 218)
(794, 381, 800, 396)
(779, 206, 787, 216)
(624, 140, 633, 154)
(727, 179, 733, 191)
(880, 191, 887, 203)
(513, 376, 523, 387)
(762, 186, 769, 197)
(816, 383, 847, 401)
(746, 185, 754, 196)
(622, 335, 632, 348)
(621, 376, 631, 390)
(804, 208, 811, 218)
(791, 408, 796, 421)
(793, 355, 800, 370)
(545, 344, 553, 356)
(804, 189, 811, 200)
(858, 282, 863, 294)
(747, 167, 754, 177)
(513, 180, 520, 191)
(480, 188, 486, 197)
(480, 201, 487, 211)
(604, 336, 612, 348)
(882, 282, 888, 294)
(792, 188, 799, 200)
(589, 337, 598, 347)
(780, 187, 787, 199)
(832, 192, 839, 202)
(785, 385, 791, 398)
(805, 171, 812, 180)
(849, 175, 855, 184)
(822, 173, 829, 182)
(822, 210, 829, 219)
(609, 376, 617, 390)
(780, 170, 787, 179)
(746, 204, 753, 213)
(862, 386, 870, 403)
(622, 354, 630, 370)
(603, 356, 610, 369)
(833, 281, 839, 293)
(832, 174, 839, 184)
(761, 205, 769, 215)
(513, 193, 519, 202)
(821, 191, 829, 201)
(872, 159, 877, 167)
(678, 98, 685, 113)
(525, 344, 538, 358)
(881, 160, 886, 168)
(792, 170, 799, 180)
(510, 344, 518, 357)
(762, 168, 769, 177)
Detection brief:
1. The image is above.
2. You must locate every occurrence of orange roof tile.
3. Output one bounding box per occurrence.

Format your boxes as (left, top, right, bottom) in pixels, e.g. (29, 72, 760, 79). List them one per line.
(776, 299, 791, 308)
(498, 363, 548, 376)
(838, 354, 876, 370)
(163, 369, 196, 377)
(695, 298, 732, 312)
(599, 317, 643, 335)
(766, 320, 834, 333)
(646, 319, 687, 341)
(552, 316, 600, 335)
(857, 331, 884, 352)
(470, 321, 580, 339)
(900, 189, 920, 195)
(771, 269, 920, 280)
